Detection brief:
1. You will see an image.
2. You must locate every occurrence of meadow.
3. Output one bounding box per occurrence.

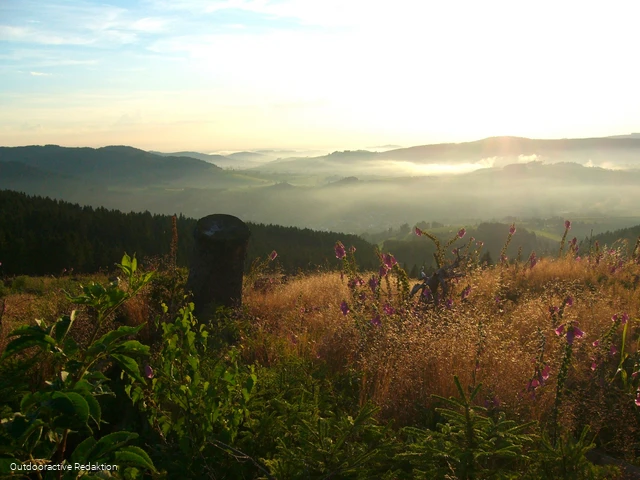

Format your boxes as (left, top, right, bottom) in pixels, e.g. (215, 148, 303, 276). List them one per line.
(1, 223, 639, 479)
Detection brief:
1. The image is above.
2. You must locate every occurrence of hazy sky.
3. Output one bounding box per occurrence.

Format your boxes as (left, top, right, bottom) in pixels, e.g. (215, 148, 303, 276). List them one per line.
(1, 1, 639, 152)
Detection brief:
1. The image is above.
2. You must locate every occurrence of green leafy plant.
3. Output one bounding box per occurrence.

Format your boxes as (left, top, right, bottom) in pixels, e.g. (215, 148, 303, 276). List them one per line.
(0, 254, 155, 479)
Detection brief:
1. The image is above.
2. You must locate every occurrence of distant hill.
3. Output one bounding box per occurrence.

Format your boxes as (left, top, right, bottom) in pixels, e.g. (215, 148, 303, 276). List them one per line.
(253, 135, 640, 175)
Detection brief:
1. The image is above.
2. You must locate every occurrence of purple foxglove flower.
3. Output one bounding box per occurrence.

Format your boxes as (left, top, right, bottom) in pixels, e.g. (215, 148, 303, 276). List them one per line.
(446, 298, 453, 309)
(461, 286, 471, 300)
(382, 253, 397, 269)
(457, 228, 466, 238)
(565, 220, 571, 230)
(564, 296, 573, 307)
(383, 304, 395, 315)
(575, 256, 581, 261)
(632, 371, 639, 379)
(612, 314, 618, 322)
(452, 248, 458, 255)
(635, 393, 640, 407)
(144, 365, 154, 379)
(555, 325, 565, 336)
(349, 246, 356, 253)
(610, 345, 618, 355)
(415, 227, 422, 236)
(423, 286, 432, 298)
(269, 250, 278, 261)
(541, 364, 551, 381)
(591, 361, 597, 371)
(335, 241, 346, 259)
(567, 325, 583, 345)
(570, 237, 577, 246)
(340, 300, 349, 316)
(530, 378, 540, 389)
(509, 224, 516, 235)
(592, 340, 600, 347)
(368, 275, 379, 293)
(477, 241, 484, 247)
(379, 265, 389, 277)
(371, 315, 381, 327)
(621, 313, 629, 324)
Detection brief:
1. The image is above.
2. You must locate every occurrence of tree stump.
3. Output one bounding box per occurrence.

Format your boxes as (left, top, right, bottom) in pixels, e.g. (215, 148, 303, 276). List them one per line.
(185, 214, 251, 320)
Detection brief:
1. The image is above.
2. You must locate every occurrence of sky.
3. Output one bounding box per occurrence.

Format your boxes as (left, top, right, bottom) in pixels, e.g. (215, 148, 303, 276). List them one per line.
(1, 0, 639, 152)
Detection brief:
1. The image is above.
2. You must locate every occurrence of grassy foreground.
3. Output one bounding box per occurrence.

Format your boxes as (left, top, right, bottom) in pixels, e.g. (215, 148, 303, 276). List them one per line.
(1, 227, 639, 479)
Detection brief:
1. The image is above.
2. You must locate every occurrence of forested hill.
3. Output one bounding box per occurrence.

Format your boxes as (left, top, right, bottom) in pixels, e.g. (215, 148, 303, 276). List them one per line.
(0, 190, 377, 276)
(590, 225, 640, 252)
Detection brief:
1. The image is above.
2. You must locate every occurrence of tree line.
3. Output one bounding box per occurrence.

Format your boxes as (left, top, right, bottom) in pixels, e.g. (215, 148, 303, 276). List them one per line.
(0, 190, 378, 276)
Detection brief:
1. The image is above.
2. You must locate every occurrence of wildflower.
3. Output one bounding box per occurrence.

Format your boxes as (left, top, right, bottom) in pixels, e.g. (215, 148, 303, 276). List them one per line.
(415, 227, 422, 236)
(371, 315, 381, 327)
(621, 313, 629, 324)
(610, 345, 617, 356)
(368, 275, 379, 293)
(592, 340, 600, 347)
(470, 237, 475, 242)
(509, 224, 516, 235)
(461, 285, 471, 300)
(446, 298, 453, 309)
(529, 251, 538, 268)
(382, 253, 397, 269)
(457, 228, 466, 238)
(529, 379, 540, 389)
(565, 220, 571, 230)
(340, 300, 349, 316)
(575, 256, 581, 261)
(452, 248, 458, 255)
(591, 360, 597, 371)
(495, 295, 501, 304)
(564, 296, 573, 307)
(477, 241, 484, 247)
(566, 325, 584, 345)
(541, 364, 551, 381)
(349, 246, 356, 253)
(423, 286, 432, 299)
(379, 265, 389, 277)
(612, 314, 618, 322)
(144, 365, 154, 379)
(383, 304, 395, 315)
(635, 391, 640, 407)
(555, 324, 565, 336)
(269, 250, 278, 261)
(335, 241, 346, 259)
(549, 306, 559, 316)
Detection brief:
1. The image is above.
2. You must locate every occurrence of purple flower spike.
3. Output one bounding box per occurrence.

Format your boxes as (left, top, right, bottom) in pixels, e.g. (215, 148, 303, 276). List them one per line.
(269, 250, 278, 261)
(567, 326, 584, 345)
(591, 361, 597, 371)
(592, 340, 600, 347)
(144, 365, 154, 379)
(371, 315, 381, 327)
(379, 265, 389, 277)
(457, 228, 466, 239)
(335, 241, 346, 259)
(415, 227, 422, 236)
(565, 220, 571, 230)
(446, 298, 453, 309)
(555, 325, 565, 336)
(612, 314, 618, 322)
(621, 313, 629, 324)
(382, 253, 397, 269)
(383, 304, 395, 315)
(340, 300, 349, 316)
(461, 286, 471, 300)
(368, 276, 379, 293)
(541, 364, 551, 381)
(565, 296, 573, 307)
(509, 224, 516, 235)
(610, 345, 618, 356)
(349, 246, 356, 254)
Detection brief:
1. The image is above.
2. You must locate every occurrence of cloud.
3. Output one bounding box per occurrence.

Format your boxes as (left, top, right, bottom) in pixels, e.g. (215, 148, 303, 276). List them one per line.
(29, 71, 51, 76)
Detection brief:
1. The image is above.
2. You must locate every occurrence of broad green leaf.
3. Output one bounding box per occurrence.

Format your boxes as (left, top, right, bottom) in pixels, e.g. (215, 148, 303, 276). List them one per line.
(70, 436, 98, 464)
(50, 392, 90, 427)
(89, 326, 144, 354)
(53, 312, 76, 343)
(1, 336, 50, 359)
(90, 431, 138, 461)
(116, 446, 155, 471)
(112, 340, 150, 357)
(110, 354, 144, 383)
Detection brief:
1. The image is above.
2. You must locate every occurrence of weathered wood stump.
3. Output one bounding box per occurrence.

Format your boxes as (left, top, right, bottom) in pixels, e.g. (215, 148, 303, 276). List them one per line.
(185, 214, 251, 320)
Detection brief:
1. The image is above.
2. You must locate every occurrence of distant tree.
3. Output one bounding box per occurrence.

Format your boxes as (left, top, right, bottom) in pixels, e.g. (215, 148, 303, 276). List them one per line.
(480, 251, 494, 266)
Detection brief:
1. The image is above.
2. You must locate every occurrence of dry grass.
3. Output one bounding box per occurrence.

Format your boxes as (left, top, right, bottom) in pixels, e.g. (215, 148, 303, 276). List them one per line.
(242, 256, 640, 434)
